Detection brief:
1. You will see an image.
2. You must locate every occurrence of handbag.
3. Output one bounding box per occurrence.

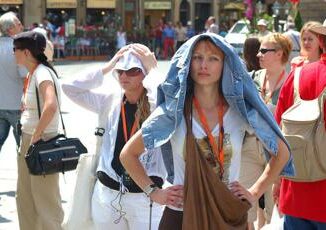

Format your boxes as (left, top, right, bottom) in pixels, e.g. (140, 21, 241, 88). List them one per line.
(182, 99, 251, 230)
(25, 70, 87, 175)
(62, 101, 110, 230)
(281, 67, 326, 181)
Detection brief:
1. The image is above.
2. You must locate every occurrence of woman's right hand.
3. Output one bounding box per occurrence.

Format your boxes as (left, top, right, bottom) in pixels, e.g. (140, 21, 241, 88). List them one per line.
(102, 46, 129, 75)
(150, 185, 184, 208)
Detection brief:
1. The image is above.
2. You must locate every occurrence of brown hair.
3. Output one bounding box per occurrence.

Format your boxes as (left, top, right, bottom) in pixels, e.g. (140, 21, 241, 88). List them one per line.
(243, 37, 261, 71)
(262, 33, 293, 64)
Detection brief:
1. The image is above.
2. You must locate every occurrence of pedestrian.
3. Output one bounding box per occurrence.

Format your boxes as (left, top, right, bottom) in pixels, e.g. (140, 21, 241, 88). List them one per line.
(116, 26, 127, 51)
(162, 22, 175, 59)
(243, 37, 261, 72)
(290, 21, 323, 70)
(186, 21, 195, 40)
(13, 31, 64, 230)
(240, 33, 292, 230)
(154, 19, 164, 59)
(257, 19, 271, 39)
(206, 16, 219, 34)
(0, 12, 25, 152)
(274, 18, 326, 229)
(175, 21, 187, 50)
(283, 22, 301, 72)
(62, 44, 166, 230)
(255, 33, 292, 113)
(33, 26, 55, 62)
(120, 33, 294, 230)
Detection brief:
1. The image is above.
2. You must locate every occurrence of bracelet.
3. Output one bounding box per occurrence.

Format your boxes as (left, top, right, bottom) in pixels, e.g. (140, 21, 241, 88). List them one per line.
(143, 183, 159, 197)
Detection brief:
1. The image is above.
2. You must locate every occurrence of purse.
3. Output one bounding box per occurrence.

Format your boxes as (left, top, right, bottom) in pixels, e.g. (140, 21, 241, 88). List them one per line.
(62, 101, 110, 230)
(25, 70, 87, 175)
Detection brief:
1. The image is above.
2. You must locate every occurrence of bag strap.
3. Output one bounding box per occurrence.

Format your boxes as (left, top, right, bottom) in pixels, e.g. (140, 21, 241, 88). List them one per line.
(293, 66, 302, 104)
(318, 88, 326, 124)
(35, 68, 66, 136)
(94, 100, 111, 161)
(161, 141, 174, 184)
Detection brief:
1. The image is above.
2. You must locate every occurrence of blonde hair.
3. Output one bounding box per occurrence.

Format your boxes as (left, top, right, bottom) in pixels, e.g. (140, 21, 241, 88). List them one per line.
(300, 21, 322, 39)
(262, 33, 293, 64)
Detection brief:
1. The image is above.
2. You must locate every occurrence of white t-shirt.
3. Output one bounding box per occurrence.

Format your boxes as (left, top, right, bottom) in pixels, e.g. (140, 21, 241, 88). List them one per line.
(171, 107, 251, 186)
(169, 107, 251, 210)
(21, 64, 61, 135)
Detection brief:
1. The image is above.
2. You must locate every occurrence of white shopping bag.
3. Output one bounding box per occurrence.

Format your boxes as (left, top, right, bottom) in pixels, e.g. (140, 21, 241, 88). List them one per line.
(261, 205, 284, 230)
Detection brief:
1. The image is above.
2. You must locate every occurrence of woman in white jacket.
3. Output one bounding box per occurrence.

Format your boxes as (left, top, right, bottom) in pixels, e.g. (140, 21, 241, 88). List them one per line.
(62, 44, 166, 230)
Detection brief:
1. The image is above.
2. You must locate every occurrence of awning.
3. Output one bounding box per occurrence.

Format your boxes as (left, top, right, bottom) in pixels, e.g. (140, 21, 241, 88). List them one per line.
(0, 0, 23, 4)
(145, 1, 171, 10)
(87, 0, 115, 9)
(46, 0, 77, 8)
(224, 2, 245, 11)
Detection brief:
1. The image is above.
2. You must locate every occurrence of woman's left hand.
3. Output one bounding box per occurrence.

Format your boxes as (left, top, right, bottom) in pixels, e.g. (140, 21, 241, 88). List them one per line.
(31, 133, 41, 145)
(229, 181, 255, 205)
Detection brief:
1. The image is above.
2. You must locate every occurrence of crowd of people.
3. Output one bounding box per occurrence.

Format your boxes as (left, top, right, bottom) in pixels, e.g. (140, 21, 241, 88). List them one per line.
(0, 9, 326, 230)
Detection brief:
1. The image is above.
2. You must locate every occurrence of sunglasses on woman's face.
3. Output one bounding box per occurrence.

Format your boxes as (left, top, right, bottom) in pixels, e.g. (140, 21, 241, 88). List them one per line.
(117, 68, 143, 77)
(258, 48, 276, 54)
(13, 47, 23, 52)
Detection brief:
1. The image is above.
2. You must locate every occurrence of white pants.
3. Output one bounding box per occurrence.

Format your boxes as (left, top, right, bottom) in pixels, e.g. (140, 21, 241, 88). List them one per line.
(91, 180, 163, 230)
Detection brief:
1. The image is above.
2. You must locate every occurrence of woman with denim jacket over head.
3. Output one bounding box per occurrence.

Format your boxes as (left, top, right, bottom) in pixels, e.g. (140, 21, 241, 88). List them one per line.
(62, 44, 166, 230)
(120, 33, 294, 229)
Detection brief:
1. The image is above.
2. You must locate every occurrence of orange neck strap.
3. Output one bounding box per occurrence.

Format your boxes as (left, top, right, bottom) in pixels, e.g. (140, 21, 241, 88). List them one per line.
(193, 96, 225, 179)
(23, 65, 39, 97)
(121, 99, 139, 143)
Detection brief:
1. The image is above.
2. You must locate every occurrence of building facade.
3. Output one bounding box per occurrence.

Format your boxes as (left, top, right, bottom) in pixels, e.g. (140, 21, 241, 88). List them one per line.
(0, 0, 325, 34)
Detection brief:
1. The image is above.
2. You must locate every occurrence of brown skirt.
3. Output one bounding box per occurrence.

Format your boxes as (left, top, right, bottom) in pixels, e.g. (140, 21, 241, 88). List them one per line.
(159, 207, 183, 230)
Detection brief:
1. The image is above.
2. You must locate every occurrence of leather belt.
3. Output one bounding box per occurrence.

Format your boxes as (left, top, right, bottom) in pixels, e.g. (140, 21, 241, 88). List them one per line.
(97, 171, 163, 193)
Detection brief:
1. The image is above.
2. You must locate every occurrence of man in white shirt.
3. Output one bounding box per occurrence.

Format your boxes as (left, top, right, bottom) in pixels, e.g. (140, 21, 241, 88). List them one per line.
(257, 19, 272, 38)
(0, 12, 25, 152)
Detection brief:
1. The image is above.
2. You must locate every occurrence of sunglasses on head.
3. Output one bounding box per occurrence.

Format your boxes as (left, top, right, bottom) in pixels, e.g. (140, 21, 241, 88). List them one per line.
(259, 48, 276, 54)
(117, 68, 143, 77)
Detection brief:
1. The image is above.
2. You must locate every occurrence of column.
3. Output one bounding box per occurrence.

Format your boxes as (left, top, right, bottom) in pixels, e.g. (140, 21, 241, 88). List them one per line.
(23, 0, 42, 27)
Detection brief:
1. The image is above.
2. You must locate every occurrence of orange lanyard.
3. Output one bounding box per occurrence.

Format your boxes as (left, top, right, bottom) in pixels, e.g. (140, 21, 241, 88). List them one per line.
(121, 99, 139, 143)
(193, 96, 225, 179)
(23, 65, 39, 97)
(261, 70, 285, 104)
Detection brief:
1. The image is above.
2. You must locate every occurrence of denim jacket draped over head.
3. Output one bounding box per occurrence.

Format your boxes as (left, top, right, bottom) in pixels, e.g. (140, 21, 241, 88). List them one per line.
(141, 33, 294, 176)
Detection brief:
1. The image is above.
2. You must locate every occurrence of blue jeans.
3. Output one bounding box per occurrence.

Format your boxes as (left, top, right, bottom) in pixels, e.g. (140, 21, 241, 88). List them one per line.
(284, 215, 326, 230)
(0, 109, 21, 152)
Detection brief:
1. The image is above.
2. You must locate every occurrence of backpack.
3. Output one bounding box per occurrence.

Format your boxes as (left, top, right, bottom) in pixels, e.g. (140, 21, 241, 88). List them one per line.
(281, 67, 326, 182)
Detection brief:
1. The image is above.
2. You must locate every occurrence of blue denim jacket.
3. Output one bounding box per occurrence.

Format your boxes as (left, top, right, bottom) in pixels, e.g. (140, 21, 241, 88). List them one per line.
(142, 33, 294, 176)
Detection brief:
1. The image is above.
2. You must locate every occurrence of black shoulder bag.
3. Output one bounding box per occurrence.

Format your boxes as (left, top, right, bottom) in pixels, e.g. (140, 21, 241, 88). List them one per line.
(25, 70, 87, 175)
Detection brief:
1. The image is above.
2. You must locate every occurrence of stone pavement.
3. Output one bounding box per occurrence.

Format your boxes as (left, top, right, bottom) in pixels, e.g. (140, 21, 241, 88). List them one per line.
(0, 60, 170, 230)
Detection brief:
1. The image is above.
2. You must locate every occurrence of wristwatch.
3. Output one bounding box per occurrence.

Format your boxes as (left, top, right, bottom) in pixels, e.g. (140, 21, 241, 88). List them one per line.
(143, 183, 159, 197)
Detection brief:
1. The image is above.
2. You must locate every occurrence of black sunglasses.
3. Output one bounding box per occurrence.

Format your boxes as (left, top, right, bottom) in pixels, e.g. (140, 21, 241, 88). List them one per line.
(117, 68, 143, 77)
(13, 47, 23, 52)
(259, 48, 276, 54)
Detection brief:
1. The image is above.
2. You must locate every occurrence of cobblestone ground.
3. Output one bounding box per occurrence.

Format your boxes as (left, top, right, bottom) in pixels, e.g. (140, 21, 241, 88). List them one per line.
(0, 60, 170, 230)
